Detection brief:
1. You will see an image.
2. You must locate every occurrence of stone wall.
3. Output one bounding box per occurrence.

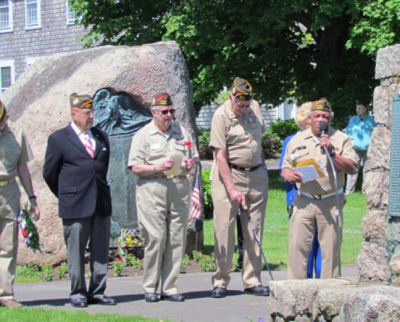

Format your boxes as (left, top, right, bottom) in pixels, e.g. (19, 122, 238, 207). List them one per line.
(358, 44, 400, 284)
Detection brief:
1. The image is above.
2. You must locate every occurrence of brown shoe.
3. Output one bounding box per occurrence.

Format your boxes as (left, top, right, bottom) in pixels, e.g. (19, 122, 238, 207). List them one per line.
(0, 299, 23, 308)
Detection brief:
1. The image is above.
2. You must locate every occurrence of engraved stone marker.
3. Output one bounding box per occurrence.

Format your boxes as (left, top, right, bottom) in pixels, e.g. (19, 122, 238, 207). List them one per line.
(389, 95, 400, 218)
(93, 88, 152, 227)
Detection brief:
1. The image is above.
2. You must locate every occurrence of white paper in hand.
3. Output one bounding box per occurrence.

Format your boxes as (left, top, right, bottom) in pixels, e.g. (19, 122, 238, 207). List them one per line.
(163, 154, 183, 176)
(295, 165, 320, 183)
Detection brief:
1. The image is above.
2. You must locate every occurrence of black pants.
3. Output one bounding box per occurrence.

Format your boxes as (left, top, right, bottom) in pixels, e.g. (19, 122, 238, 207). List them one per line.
(63, 215, 111, 299)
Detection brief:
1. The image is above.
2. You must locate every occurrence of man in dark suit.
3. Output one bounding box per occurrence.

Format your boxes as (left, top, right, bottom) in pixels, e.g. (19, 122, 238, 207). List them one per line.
(43, 93, 115, 308)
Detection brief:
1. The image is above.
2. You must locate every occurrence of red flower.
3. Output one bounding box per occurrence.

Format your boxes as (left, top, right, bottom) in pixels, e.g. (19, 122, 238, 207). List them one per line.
(183, 141, 193, 148)
(21, 229, 28, 238)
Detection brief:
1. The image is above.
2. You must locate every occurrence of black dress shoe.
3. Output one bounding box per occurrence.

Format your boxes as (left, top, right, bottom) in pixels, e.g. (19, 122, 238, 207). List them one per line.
(144, 293, 159, 303)
(244, 285, 270, 296)
(88, 295, 116, 305)
(161, 293, 185, 302)
(211, 287, 227, 298)
(70, 297, 88, 308)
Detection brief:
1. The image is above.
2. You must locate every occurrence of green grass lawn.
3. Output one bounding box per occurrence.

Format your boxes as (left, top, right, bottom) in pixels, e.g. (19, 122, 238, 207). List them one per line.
(0, 307, 167, 322)
(203, 169, 367, 268)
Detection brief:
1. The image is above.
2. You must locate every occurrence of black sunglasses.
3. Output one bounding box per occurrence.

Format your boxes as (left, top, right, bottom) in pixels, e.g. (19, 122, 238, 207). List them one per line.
(159, 108, 176, 115)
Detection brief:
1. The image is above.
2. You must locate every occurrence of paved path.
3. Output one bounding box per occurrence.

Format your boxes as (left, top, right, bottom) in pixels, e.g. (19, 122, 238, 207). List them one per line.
(15, 266, 359, 322)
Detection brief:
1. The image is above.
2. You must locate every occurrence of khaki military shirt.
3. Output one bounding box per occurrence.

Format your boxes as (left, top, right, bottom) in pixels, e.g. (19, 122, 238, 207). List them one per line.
(128, 120, 198, 176)
(283, 127, 358, 195)
(0, 124, 32, 180)
(209, 99, 265, 168)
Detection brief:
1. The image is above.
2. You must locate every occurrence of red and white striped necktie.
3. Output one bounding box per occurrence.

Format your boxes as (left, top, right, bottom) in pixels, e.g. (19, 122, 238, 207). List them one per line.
(83, 133, 94, 158)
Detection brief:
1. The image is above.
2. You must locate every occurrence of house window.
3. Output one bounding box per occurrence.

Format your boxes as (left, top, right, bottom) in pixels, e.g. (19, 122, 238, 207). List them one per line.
(66, 0, 77, 25)
(0, 0, 12, 32)
(0, 60, 14, 92)
(25, 0, 41, 29)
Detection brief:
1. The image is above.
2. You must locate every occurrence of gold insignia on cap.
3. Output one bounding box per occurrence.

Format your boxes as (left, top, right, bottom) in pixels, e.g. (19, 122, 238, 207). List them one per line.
(312, 98, 332, 112)
(151, 93, 172, 107)
(231, 77, 253, 101)
(70, 93, 93, 109)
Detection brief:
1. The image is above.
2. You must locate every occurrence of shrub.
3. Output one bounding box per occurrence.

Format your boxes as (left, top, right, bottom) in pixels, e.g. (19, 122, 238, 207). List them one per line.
(127, 255, 144, 270)
(113, 260, 125, 277)
(268, 118, 298, 140)
(193, 251, 216, 272)
(56, 262, 68, 280)
(261, 131, 282, 158)
(40, 264, 53, 282)
(180, 254, 190, 273)
(198, 129, 213, 160)
(17, 264, 41, 282)
(201, 168, 213, 219)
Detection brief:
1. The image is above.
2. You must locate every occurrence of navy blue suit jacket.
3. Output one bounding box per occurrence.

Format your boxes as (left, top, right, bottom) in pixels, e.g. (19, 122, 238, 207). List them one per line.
(43, 124, 112, 219)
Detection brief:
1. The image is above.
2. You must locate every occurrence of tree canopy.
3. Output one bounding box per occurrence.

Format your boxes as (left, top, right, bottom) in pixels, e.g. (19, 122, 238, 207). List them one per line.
(72, 0, 400, 126)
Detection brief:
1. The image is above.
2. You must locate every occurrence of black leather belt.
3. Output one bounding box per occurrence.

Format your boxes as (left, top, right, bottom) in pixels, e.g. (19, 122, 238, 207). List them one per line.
(228, 163, 262, 172)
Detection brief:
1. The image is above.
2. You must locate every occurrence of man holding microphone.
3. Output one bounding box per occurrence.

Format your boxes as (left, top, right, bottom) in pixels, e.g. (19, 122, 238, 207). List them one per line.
(281, 98, 358, 278)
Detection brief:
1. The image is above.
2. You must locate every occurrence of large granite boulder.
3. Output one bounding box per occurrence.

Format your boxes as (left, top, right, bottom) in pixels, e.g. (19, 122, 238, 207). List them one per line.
(0, 41, 195, 264)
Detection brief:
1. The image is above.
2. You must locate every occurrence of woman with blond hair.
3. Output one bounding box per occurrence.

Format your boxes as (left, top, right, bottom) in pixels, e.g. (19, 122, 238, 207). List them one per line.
(278, 102, 321, 278)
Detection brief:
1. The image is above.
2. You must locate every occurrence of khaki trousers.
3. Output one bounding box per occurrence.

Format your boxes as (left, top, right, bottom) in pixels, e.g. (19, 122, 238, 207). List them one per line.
(0, 181, 20, 301)
(345, 149, 367, 194)
(136, 177, 189, 295)
(211, 166, 268, 289)
(288, 194, 344, 279)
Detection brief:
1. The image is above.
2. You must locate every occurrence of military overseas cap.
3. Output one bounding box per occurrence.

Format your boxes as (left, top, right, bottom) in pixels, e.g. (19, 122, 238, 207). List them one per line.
(0, 100, 7, 123)
(312, 98, 332, 112)
(70, 93, 93, 109)
(151, 92, 172, 109)
(231, 77, 253, 101)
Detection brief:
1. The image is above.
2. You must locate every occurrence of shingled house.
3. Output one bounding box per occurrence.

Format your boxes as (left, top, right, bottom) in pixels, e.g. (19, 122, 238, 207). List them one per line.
(0, 0, 86, 91)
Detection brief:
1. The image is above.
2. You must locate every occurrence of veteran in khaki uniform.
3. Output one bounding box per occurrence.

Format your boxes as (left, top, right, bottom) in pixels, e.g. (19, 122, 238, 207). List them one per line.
(281, 99, 358, 279)
(209, 77, 269, 298)
(0, 100, 40, 308)
(128, 93, 197, 303)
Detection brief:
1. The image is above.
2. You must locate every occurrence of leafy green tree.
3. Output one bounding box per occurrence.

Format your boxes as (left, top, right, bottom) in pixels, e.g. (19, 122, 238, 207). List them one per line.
(348, 0, 400, 55)
(72, 0, 398, 125)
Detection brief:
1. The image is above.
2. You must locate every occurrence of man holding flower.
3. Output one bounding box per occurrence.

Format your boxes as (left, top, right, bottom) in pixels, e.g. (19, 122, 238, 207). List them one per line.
(0, 100, 40, 308)
(128, 92, 197, 303)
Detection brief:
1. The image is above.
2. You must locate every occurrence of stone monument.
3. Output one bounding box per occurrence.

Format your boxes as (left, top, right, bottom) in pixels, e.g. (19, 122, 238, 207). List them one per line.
(359, 43, 400, 284)
(0, 41, 196, 264)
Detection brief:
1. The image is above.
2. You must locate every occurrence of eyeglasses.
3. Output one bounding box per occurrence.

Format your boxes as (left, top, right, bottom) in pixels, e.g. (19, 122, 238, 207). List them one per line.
(234, 99, 251, 109)
(159, 108, 176, 115)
